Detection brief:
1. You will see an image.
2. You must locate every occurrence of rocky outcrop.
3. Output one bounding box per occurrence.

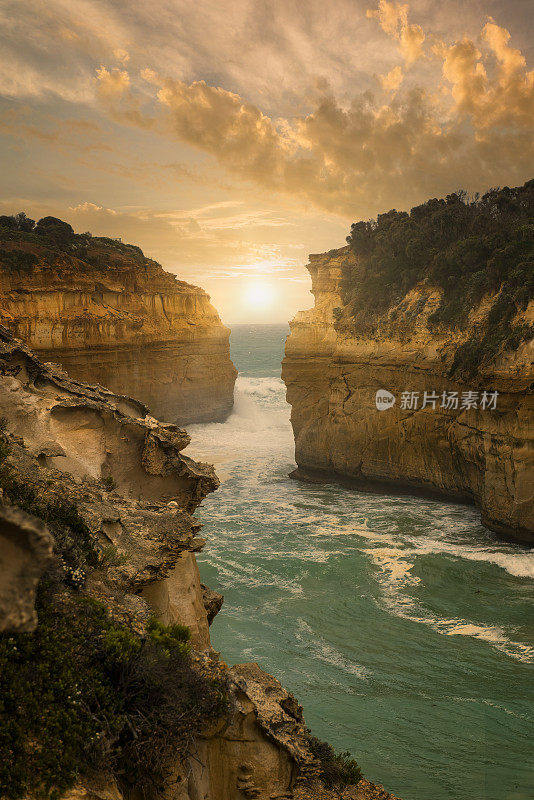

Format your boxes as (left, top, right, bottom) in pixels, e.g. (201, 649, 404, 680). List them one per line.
(0, 328, 399, 800)
(201, 583, 224, 625)
(282, 247, 534, 543)
(0, 323, 218, 634)
(0, 230, 236, 424)
(0, 505, 54, 631)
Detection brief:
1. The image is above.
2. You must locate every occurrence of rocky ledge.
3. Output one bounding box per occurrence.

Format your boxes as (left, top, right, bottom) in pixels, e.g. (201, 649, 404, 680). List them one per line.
(0, 215, 237, 424)
(282, 246, 534, 544)
(0, 329, 400, 800)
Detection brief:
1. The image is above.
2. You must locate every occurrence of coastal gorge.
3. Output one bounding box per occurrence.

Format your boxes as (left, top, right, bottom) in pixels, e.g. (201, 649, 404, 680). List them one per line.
(0, 212, 397, 800)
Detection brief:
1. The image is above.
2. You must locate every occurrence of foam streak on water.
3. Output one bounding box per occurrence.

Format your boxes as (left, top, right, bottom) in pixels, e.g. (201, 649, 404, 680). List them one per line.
(187, 324, 534, 800)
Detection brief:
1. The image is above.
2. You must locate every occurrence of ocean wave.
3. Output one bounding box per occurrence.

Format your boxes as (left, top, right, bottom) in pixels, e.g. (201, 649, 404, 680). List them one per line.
(362, 545, 534, 662)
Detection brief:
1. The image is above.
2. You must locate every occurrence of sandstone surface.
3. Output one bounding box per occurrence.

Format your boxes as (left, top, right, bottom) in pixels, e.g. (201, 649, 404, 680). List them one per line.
(282, 247, 534, 543)
(0, 505, 54, 631)
(0, 329, 399, 800)
(0, 230, 236, 424)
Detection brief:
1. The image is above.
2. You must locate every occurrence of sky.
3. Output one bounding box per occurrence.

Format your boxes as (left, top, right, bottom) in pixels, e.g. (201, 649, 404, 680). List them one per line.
(0, 0, 532, 323)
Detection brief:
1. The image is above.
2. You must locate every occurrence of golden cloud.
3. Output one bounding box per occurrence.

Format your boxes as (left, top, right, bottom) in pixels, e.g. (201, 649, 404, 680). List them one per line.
(95, 66, 130, 99)
(113, 48, 130, 65)
(441, 23, 534, 129)
(86, 6, 533, 220)
(366, 1, 425, 63)
(379, 65, 404, 94)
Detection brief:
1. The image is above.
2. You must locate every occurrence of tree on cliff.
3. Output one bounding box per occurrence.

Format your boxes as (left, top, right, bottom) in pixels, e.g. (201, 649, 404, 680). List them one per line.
(34, 216, 75, 244)
(341, 179, 534, 373)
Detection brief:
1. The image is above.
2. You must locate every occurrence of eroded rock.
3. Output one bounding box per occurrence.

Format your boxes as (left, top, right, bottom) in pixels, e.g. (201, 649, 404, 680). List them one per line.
(0, 505, 54, 631)
(0, 237, 237, 424)
(201, 583, 224, 625)
(282, 247, 534, 543)
(0, 327, 218, 509)
(0, 330, 401, 800)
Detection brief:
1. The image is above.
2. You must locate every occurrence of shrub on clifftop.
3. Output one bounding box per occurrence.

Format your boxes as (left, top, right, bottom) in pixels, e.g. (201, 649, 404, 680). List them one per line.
(341, 180, 534, 374)
(0, 585, 228, 800)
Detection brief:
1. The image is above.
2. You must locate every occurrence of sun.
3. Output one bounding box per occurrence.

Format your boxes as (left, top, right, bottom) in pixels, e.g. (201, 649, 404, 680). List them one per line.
(243, 281, 275, 310)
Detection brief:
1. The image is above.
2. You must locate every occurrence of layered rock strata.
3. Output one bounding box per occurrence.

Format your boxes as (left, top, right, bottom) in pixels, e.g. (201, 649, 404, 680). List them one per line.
(0, 329, 399, 800)
(0, 236, 236, 424)
(282, 247, 534, 543)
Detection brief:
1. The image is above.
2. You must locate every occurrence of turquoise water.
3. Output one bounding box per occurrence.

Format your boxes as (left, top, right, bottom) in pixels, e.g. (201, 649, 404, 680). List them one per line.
(188, 323, 534, 800)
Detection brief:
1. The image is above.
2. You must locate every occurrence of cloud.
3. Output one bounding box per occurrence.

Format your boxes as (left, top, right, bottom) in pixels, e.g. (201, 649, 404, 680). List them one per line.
(95, 66, 130, 99)
(95, 10, 533, 220)
(483, 20, 525, 77)
(0, 109, 113, 154)
(366, 1, 425, 63)
(379, 65, 404, 94)
(114, 48, 130, 65)
(69, 202, 117, 214)
(440, 22, 534, 129)
(1, 0, 532, 228)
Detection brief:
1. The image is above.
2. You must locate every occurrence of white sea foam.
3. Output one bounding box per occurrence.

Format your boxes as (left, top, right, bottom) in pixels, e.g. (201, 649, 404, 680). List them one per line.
(295, 618, 369, 679)
(398, 536, 534, 580)
(363, 545, 534, 662)
(190, 367, 534, 665)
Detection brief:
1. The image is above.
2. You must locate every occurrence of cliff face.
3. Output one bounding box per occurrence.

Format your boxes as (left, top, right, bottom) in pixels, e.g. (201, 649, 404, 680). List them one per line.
(0, 229, 236, 424)
(0, 328, 399, 800)
(282, 247, 534, 544)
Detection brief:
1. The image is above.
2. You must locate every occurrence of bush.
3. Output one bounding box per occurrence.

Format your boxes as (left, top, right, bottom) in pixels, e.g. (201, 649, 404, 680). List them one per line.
(98, 544, 127, 567)
(0, 248, 38, 272)
(0, 445, 99, 579)
(35, 217, 75, 245)
(308, 734, 362, 788)
(13, 212, 35, 232)
(146, 617, 191, 657)
(340, 180, 534, 373)
(0, 586, 228, 800)
(0, 212, 157, 277)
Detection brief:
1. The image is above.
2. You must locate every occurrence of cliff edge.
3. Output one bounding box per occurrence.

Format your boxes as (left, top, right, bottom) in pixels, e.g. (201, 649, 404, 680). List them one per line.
(0, 328, 399, 800)
(0, 213, 237, 424)
(283, 183, 534, 543)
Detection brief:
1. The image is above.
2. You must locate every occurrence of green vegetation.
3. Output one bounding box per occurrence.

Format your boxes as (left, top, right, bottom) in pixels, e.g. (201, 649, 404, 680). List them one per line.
(0, 211, 152, 273)
(308, 734, 362, 788)
(0, 588, 227, 800)
(98, 544, 127, 568)
(0, 248, 38, 272)
(146, 617, 191, 657)
(0, 444, 98, 586)
(341, 180, 534, 375)
(0, 431, 227, 799)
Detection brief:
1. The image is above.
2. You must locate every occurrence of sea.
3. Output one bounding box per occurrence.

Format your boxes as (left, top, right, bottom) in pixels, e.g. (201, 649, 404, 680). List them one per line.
(187, 323, 534, 800)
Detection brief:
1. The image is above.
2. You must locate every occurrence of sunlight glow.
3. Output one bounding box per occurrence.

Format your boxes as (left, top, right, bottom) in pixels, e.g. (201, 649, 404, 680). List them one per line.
(243, 281, 276, 310)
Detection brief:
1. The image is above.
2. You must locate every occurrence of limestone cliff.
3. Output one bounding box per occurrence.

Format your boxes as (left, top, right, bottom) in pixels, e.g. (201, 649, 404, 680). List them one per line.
(282, 246, 534, 544)
(0, 218, 236, 424)
(0, 329, 399, 800)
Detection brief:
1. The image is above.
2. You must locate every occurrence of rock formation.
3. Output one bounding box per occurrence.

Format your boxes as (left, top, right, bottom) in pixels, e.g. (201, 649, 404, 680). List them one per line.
(0, 505, 54, 632)
(282, 246, 534, 543)
(0, 222, 236, 424)
(0, 328, 399, 800)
